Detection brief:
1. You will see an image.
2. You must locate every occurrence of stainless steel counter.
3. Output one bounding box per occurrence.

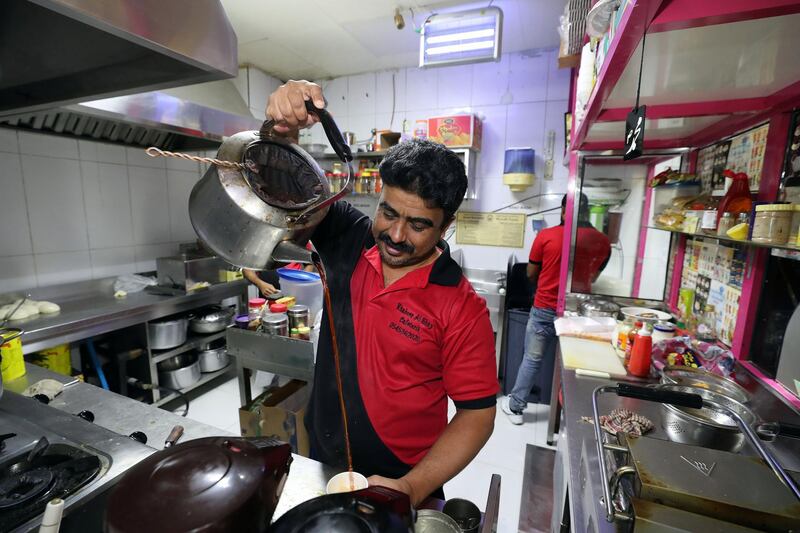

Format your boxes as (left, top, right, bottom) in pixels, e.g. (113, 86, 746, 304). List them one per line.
(553, 344, 800, 533)
(2, 277, 247, 354)
(3, 364, 335, 526)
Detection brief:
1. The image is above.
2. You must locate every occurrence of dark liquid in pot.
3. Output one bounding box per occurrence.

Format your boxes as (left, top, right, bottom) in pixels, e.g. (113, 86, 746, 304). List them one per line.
(314, 258, 354, 477)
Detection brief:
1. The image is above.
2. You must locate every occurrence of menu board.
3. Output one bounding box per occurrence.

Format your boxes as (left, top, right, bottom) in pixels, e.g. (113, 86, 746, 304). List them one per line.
(696, 123, 769, 193)
(456, 212, 526, 247)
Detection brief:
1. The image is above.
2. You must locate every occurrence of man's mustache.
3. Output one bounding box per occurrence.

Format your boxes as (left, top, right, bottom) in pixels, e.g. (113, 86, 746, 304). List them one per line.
(378, 232, 414, 254)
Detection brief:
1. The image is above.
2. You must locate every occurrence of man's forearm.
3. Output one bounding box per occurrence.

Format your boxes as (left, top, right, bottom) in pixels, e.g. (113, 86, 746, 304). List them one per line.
(401, 407, 495, 505)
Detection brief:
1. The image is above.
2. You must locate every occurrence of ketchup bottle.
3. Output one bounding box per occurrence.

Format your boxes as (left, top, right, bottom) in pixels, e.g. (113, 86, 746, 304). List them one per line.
(624, 321, 643, 367)
(628, 326, 653, 377)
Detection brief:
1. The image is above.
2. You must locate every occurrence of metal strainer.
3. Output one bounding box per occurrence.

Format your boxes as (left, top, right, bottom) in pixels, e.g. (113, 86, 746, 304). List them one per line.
(658, 384, 756, 452)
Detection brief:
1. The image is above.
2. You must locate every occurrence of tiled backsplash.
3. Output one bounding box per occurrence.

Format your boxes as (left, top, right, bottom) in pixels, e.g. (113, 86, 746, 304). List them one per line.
(0, 50, 572, 291)
(0, 129, 206, 292)
(311, 47, 571, 270)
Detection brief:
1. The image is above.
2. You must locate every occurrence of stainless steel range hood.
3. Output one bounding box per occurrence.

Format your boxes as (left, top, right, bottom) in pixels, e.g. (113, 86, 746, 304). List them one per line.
(0, 0, 261, 150)
(0, 80, 263, 151)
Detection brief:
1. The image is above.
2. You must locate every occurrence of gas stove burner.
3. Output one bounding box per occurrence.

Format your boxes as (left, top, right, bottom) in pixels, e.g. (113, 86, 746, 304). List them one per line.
(0, 442, 103, 532)
(0, 467, 56, 509)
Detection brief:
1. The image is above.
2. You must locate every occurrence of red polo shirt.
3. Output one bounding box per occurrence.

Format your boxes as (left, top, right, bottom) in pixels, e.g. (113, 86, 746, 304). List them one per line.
(350, 246, 499, 465)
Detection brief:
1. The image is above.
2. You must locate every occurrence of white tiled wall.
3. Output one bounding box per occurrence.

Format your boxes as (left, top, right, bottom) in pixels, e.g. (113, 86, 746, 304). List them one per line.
(0, 130, 208, 292)
(313, 47, 571, 271)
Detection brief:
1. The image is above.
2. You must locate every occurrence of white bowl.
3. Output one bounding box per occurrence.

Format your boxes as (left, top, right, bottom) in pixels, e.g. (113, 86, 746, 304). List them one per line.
(620, 306, 672, 324)
(326, 471, 368, 494)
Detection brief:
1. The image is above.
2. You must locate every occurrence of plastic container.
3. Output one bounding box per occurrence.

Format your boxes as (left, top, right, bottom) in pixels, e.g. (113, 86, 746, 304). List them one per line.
(248, 298, 266, 321)
(277, 268, 323, 321)
(628, 326, 653, 377)
(652, 322, 676, 344)
(752, 204, 794, 244)
(269, 303, 288, 314)
(717, 171, 752, 225)
(624, 320, 643, 367)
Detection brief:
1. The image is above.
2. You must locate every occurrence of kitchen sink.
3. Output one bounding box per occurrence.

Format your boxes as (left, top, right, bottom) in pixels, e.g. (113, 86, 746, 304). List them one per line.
(463, 268, 506, 332)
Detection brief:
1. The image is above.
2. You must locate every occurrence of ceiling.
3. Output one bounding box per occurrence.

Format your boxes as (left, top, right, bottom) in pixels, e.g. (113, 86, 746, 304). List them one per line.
(220, 0, 565, 81)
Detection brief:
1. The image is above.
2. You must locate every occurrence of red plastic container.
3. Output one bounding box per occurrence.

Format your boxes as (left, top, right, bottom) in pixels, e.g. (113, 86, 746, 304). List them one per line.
(717, 170, 753, 225)
(628, 327, 653, 377)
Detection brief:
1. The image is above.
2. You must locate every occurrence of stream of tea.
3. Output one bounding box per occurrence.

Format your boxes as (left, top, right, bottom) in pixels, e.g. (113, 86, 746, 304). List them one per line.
(314, 258, 354, 489)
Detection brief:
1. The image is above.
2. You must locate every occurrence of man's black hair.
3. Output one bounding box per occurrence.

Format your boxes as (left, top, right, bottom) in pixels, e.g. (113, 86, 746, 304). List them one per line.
(561, 192, 592, 224)
(378, 139, 467, 224)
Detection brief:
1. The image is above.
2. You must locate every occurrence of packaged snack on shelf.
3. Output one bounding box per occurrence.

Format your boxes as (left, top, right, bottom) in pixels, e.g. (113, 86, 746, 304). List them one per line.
(652, 336, 735, 376)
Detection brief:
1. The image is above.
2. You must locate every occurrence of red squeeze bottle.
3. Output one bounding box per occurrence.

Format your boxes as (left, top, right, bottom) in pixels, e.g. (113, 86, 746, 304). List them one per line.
(624, 321, 643, 367)
(628, 326, 653, 377)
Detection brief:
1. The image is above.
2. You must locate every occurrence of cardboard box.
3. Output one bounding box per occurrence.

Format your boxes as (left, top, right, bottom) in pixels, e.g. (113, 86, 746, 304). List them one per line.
(239, 379, 310, 456)
(428, 114, 482, 151)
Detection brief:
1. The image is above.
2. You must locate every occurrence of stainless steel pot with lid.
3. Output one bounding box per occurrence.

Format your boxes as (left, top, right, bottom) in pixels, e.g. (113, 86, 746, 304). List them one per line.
(578, 298, 620, 318)
(189, 101, 353, 270)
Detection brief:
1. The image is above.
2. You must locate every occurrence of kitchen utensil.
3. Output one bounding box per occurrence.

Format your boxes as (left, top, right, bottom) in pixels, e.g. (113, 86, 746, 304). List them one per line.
(326, 471, 369, 494)
(414, 510, 462, 533)
(38, 498, 64, 533)
(147, 316, 188, 350)
(188, 100, 352, 270)
(442, 498, 481, 533)
(189, 305, 235, 334)
(591, 383, 800, 526)
(620, 306, 672, 323)
(164, 425, 183, 448)
(660, 365, 750, 404)
(578, 298, 620, 318)
(105, 437, 293, 533)
(574, 368, 650, 383)
(197, 346, 229, 372)
(157, 354, 200, 390)
(270, 486, 414, 533)
(658, 383, 756, 452)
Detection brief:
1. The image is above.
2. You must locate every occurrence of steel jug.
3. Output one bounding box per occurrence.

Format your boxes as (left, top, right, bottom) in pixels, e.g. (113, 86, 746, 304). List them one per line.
(189, 101, 352, 270)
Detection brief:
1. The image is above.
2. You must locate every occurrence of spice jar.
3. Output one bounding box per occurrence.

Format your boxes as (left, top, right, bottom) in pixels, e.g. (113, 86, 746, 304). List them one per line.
(248, 298, 266, 321)
(260, 312, 289, 337)
(269, 303, 288, 314)
(716, 212, 734, 236)
(752, 204, 794, 244)
(287, 304, 310, 331)
(652, 321, 676, 344)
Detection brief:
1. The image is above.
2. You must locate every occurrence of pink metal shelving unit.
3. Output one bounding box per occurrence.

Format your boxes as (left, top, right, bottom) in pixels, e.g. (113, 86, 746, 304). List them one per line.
(559, 0, 800, 407)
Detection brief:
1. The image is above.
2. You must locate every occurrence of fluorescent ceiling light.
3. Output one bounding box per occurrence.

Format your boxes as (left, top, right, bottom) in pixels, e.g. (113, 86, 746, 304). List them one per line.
(426, 41, 495, 55)
(426, 28, 496, 45)
(420, 7, 503, 68)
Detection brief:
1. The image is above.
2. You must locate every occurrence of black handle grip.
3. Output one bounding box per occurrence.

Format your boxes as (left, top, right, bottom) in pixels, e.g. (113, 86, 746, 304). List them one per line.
(305, 100, 353, 162)
(617, 383, 704, 409)
(773, 422, 800, 440)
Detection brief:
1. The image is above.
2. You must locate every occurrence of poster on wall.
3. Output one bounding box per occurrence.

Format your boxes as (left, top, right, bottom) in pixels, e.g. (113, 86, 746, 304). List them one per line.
(747, 123, 769, 190)
(710, 140, 732, 191)
(456, 212, 526, 247)
(726, 133, 751, 176)
(696, 146, 715, 193)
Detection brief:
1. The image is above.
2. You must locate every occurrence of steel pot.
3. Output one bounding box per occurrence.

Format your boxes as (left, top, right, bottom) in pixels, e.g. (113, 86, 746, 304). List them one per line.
(106, 437, 293, 533)
(188, 101, 353, 270)
(660, 366, 750, 404)
(148, 316, 188, 350)
(198, 347, 229, 373)
(414, 510, 462, 533)
(189, 305, 235, 334)
(578, 299, 620, 318)
(157, 353, 200, 390)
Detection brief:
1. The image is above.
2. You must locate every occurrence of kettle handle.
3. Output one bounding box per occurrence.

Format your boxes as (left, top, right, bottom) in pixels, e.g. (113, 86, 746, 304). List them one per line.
(304, 100, 353, 163)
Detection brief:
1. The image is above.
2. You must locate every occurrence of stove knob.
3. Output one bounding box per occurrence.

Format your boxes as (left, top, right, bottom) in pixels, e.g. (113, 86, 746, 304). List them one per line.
(129, 431, 148, 444)
(33, 394, 50, 404)
(77, 410, 95, 423)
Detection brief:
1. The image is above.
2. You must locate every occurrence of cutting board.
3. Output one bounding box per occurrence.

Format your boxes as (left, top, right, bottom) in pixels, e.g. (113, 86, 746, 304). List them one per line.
(559, 336, 626, 375)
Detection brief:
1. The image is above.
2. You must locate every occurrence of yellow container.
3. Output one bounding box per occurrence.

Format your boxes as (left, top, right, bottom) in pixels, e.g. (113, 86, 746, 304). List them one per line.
(34, 343, 71, 375)
(1, 328, 26, 382)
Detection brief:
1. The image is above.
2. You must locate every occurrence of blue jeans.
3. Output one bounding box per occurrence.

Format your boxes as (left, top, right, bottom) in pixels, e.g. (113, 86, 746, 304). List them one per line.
(509, 306, 557, 413)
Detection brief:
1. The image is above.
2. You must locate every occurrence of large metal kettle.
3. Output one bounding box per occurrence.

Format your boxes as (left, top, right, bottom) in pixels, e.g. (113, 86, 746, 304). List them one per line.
(189, 101, 352, 270)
